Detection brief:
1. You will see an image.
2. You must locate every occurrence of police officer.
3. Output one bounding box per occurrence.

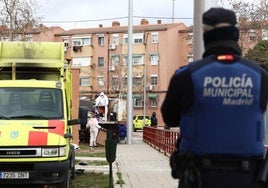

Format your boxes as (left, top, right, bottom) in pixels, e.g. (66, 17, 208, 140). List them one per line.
(161, 7, 268, 188)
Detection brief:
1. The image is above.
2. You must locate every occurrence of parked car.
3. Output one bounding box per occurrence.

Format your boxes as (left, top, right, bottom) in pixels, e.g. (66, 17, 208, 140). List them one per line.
(133, 115, 151, 131)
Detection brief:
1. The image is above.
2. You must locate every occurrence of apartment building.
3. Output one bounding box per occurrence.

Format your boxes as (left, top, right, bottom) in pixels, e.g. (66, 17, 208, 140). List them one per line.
(56, 19, 188, 126)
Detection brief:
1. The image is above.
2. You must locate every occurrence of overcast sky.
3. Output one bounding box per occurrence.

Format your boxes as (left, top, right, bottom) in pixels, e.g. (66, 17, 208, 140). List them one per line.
(37, 0, 195, 30)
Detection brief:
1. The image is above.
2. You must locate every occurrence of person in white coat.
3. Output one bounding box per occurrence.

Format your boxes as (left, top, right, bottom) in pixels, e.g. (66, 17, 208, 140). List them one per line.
(95, 92, 109, 121)
(86, 112, 102, 152)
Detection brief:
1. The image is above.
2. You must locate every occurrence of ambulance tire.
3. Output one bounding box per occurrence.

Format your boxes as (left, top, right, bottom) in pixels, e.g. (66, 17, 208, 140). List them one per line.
(70, 145, 75, 180)
(71, 162, 75, 180)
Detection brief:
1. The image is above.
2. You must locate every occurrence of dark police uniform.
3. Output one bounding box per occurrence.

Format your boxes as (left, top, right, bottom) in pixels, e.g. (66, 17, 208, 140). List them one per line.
(161, 7, 268, 188)
(162, 55, 268, 188)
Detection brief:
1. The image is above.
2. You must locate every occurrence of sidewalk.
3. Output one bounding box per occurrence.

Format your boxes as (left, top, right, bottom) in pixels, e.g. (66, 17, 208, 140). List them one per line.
(114, 137, 178, 188)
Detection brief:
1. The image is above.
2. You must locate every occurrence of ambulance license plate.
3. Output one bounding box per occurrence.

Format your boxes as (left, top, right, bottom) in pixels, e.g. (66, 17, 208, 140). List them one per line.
(0, 172, 29, 179)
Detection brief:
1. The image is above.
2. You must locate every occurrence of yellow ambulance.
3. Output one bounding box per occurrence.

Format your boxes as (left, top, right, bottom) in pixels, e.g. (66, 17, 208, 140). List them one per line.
(0, 42, 78, 188)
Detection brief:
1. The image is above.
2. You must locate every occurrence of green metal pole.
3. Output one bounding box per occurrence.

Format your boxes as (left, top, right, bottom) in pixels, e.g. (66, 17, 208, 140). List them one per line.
(109, 162, 113, 188)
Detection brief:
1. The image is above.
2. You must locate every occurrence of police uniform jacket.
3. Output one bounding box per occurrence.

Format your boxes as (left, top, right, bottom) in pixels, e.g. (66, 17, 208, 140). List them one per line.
(161, 37, 268, 157)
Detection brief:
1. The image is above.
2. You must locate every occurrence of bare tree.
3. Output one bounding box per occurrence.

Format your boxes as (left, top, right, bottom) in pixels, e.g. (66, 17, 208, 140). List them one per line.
(0, 0, 41, 41)
(219, 0, 268, 54)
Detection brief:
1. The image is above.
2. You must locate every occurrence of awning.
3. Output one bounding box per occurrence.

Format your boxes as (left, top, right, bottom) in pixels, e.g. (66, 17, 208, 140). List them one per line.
(148, 94, 157, 99)
(121, 94, 142, 99)
(133, 94, 142, 99)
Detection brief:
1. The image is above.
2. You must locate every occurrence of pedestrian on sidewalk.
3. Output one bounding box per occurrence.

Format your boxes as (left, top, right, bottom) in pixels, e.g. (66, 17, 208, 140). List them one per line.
(118, 119, 127, 144)
(150, 111, 158, 128)
(161, 7, 268, 188)
(86, 111, 102, 152)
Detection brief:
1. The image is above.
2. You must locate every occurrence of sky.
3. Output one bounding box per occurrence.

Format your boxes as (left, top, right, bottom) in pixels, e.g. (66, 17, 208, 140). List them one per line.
(37, 0, 194, 30)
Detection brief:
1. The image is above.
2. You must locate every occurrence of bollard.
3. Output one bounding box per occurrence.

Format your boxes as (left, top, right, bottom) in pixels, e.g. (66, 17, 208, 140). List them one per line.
(105, 128, 118, 188)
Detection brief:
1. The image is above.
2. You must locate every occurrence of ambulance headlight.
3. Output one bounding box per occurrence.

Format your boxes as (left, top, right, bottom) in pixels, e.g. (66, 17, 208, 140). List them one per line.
(42, 146, 67, 157)
(59, 146, 67, 156)
(42, 148, 58, 157)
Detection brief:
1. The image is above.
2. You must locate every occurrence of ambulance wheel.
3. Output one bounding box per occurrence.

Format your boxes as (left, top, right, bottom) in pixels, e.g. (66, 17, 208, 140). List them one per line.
(70, 150, 75, 180)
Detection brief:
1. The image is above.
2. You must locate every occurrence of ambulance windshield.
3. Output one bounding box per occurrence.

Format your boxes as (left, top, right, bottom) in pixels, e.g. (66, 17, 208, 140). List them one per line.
(0, 88, 63, 119)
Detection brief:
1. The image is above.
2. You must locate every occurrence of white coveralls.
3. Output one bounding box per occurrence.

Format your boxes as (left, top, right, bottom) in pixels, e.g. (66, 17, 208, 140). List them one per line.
(86, 117, 101, 147)
(95, 92, 109, 121)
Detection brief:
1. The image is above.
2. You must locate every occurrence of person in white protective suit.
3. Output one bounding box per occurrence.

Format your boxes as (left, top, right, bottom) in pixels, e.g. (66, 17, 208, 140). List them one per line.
(86, 112, 102, 152)
(95, 92, 109, 121)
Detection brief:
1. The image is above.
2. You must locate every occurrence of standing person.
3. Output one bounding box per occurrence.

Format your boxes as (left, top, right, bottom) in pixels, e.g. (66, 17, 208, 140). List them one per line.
(95, 92, 109, 121)
(86, 112, 102, 152)
(161, 7, 268, 188)
(150, 112, 158, 128)
(118, 119, 127, 144)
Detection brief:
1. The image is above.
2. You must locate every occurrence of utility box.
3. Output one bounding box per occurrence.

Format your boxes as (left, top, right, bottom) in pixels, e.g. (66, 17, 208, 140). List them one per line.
(97, 128, 107, 146)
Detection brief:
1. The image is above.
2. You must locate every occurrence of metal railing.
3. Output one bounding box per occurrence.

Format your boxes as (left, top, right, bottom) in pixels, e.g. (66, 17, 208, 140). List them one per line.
(144, 127, 268, 156)
(143, 126, 179, 156)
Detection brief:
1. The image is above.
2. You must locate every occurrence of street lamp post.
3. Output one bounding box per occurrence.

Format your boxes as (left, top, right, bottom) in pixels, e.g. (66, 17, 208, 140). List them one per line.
(143, 74, 146, 127)
(127, 0, 133, 144)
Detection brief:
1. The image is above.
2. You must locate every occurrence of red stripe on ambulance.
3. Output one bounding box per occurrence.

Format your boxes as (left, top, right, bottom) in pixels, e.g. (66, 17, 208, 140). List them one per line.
(28, 131, 48, 146)
(48, 120, 65, 136)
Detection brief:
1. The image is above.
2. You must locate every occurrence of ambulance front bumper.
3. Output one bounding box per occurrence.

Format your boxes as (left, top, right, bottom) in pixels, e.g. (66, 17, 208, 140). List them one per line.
(0, 160, 70, 185)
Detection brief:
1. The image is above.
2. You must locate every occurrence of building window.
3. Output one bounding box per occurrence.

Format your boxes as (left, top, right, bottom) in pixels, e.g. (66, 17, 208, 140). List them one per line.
(187, 33, 193, 45)
(150, 75, 158, 85)
(72, 36, 92, 46)
(112, 76, 119, 91)
(82, 38, 92, 45)
(150, 54, 159, 65)
(112, 34, 119, 45)
(72, 40, 81, 47)
(123, 54, 144, 65)
(63, 38, 68, 47)
(151, 32, 158, 43)
(72, 57, 91, 67)
(133, 76, 143, 86)
(123, 34, 128, 44)
(112, 76, 119, 85)
(80, 77, 90, 86)
(98, 34, 105, 46)
(123, 77, 127, 86)
(150, 98, 157, 107)
(133, 33, 143, 44)
(98, 76, 105, 87)
(133, 55, 143, 65)
(98, 57, 104, 67)
(123, 55, 130, 65)
(111, 55, 120, 66)
(133, 97, 142, 107)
